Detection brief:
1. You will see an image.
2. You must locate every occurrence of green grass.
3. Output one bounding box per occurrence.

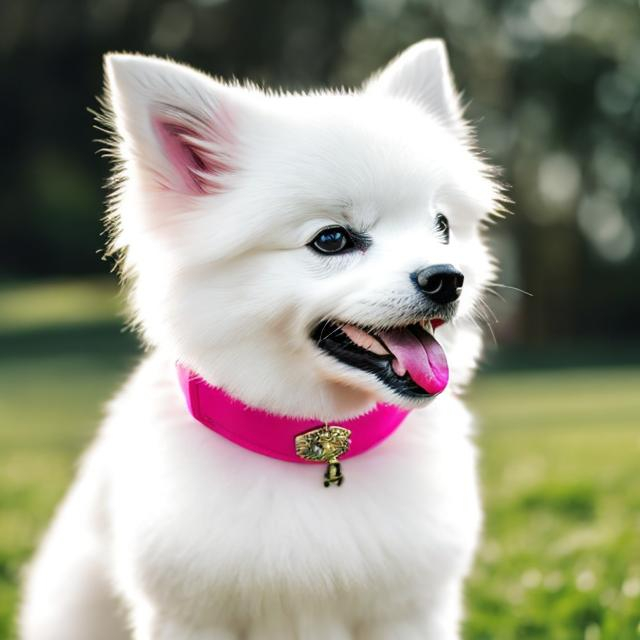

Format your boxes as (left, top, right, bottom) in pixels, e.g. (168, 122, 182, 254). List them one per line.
(466, 371, 640, 640)
(0, 278, 122, 332)
(1, 279, 639, 639)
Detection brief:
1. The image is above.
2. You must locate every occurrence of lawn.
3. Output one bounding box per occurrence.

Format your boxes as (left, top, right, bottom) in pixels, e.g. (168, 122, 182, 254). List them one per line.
(1, 280, 639, 639)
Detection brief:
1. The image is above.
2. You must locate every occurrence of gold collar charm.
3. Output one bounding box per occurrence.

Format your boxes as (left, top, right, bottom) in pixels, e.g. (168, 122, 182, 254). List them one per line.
(295, 424, 352, 487)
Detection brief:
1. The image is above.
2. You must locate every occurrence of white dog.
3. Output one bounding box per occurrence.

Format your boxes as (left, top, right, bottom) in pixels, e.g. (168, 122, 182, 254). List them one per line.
(20, 40, 501, 639)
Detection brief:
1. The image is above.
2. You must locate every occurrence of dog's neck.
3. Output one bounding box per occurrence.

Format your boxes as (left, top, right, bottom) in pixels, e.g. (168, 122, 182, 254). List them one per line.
(176, 363, 410, 465)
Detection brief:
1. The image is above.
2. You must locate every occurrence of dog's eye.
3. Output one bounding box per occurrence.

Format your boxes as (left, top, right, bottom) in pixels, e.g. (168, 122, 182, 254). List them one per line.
(434, 213, 450, 244)
(309, 226, 354, 254)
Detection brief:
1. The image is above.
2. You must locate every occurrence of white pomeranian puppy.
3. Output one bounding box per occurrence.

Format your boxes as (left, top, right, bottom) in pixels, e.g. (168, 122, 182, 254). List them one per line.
(20, 40, 502, 640)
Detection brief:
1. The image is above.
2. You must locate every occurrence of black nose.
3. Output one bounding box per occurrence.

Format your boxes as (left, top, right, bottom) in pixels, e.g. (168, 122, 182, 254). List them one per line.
(413, 264, 464, 304)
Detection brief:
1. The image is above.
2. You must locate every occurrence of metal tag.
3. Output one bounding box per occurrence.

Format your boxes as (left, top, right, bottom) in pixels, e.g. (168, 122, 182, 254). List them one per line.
(295, 424, 351, 487)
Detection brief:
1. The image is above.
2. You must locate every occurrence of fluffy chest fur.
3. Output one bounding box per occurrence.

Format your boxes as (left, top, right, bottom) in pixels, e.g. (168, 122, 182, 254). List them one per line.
(103, 353, 481, 629)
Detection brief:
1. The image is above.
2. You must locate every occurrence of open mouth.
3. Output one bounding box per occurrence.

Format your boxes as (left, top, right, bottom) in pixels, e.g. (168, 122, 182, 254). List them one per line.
(310, 318, 449, 398)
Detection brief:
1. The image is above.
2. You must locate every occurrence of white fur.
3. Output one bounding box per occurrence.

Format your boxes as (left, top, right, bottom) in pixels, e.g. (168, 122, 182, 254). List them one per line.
(20, 40, 501, 639)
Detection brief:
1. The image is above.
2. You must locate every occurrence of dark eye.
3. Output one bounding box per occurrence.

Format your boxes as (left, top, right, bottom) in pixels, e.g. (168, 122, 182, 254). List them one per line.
(434, 213, 450, 244)
(309, 226, 354, 255)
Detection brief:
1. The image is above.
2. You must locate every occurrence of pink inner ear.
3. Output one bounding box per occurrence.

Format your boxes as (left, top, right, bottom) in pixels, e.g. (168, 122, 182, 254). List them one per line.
(152, 114, 233, 195)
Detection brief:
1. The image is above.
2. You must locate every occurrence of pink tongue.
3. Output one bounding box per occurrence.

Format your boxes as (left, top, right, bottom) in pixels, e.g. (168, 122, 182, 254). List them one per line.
(379, 328, 449, 395)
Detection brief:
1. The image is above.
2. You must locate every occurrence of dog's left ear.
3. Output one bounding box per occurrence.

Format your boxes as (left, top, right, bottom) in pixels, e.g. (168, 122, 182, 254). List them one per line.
(104, 54, 246, 196)
(365, 40, 465, 136)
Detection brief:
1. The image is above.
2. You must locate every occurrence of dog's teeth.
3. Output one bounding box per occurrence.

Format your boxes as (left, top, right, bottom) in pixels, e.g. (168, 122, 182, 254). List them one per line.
(422, 320, 433, 335)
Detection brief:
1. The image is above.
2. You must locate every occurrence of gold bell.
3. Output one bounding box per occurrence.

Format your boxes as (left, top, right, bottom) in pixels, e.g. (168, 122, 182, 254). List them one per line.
(295, 424, 351, 487)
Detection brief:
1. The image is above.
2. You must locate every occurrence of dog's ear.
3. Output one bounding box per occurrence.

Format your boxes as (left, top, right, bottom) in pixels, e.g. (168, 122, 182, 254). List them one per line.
(104, 54, 242, 195)
(364, 40, 465, 136)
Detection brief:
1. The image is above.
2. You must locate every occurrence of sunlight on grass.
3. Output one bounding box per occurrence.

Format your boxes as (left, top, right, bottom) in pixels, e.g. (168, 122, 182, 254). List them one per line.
(0, 278, 122, 332)
(466, 370, 640, 640)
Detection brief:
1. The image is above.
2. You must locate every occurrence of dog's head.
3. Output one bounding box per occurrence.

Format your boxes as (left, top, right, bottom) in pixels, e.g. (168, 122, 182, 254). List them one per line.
(104, 40, 502, 419)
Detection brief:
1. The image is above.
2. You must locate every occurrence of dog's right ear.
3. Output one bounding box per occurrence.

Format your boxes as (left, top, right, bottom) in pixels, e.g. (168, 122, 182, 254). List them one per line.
(104, 54, 242, 195)
(364, 40, 465, 137)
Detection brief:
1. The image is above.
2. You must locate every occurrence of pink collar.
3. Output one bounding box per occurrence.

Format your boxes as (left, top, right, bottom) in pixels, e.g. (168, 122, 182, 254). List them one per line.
(177, 364, 410, 466)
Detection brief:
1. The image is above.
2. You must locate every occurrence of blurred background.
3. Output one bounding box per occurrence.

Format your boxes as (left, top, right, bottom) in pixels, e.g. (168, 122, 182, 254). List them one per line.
(0, 0, 639, 638)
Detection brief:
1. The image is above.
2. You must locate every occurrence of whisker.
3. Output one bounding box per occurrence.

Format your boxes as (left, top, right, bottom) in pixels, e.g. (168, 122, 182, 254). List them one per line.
(469, 312, 497, 346)
(468, 298, 498, 345)
(316, 319, 332, 345)
(316, 318, 349, 345)
(320, 322, 348, 343)
(483, 286, 507, 303)
(489, 283, 533, 297)
(474, 309, 498, 345)
(484, 318, 498, 345)
(476, 296, 498, 324)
